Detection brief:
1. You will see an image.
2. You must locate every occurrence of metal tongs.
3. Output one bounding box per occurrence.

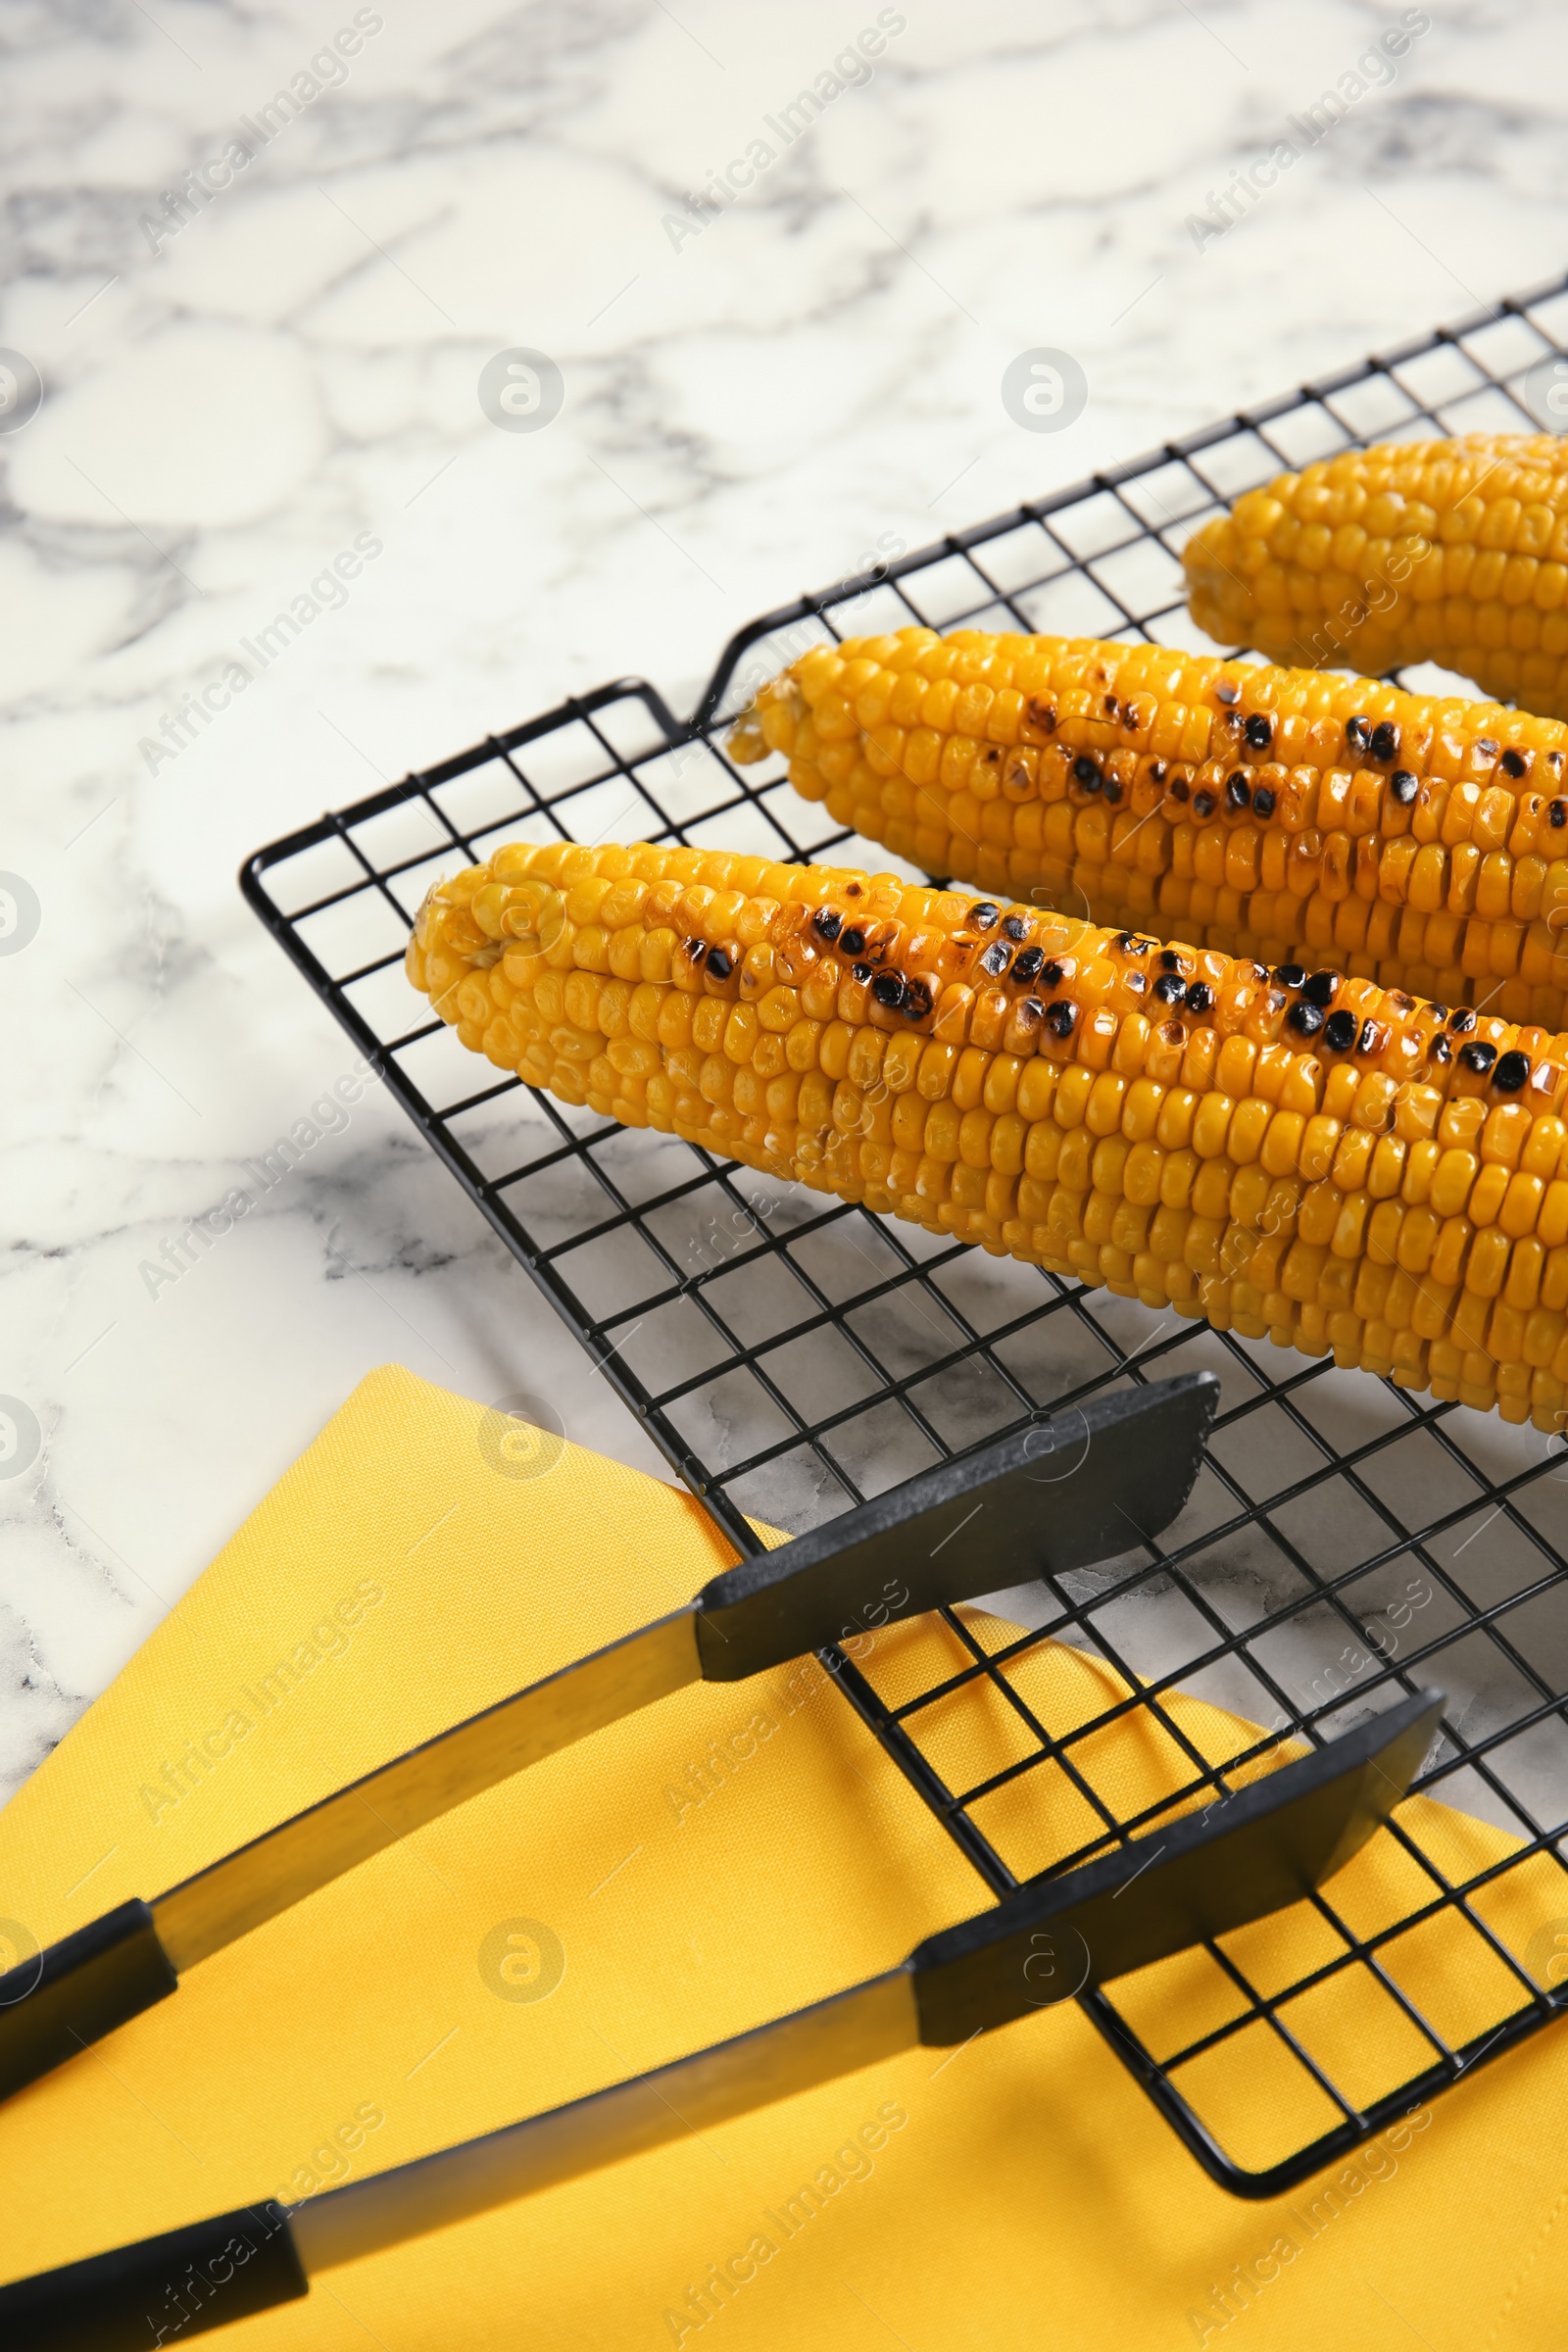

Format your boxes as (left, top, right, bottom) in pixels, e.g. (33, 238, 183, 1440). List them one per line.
(0, 1372, 1445, 2346)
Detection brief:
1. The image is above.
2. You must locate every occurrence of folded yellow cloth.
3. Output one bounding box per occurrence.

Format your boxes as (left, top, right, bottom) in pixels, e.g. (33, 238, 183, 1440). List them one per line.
(2, 1365, 1567, 2349)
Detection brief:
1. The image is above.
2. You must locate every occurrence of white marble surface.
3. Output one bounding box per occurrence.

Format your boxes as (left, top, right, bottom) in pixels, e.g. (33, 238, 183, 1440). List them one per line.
(4, 0, 1567, 1799)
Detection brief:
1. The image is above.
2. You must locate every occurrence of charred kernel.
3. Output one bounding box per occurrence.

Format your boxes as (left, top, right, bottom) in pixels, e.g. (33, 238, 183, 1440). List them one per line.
(1274, 963, 1307, 989)
(1369, 720, 1399, 761)
(1253, 786, 1277, 816)
(812, 907, 843, 943)
(1493, 1049, 1530, 1092)
(871, 971, 907, 1008)
(1040, 958, 1064, 989)
(1287, 1001, 1325, 1037)
(1125, 969, 1149, 995)
(707, 946, 732, 980)
(1185, 980, 1215, 1014)
(839, 925, 865, 955)
(1460, 1041, 1497, 1074)
(971, 902, 1000, 930)
(1550, 801, 1568, 829)
(1387, 991, 1414, 1011)
(1193, 791, 1216, 818)
(1045, 999, 1079, 1038)
(1429, 1004, 1448, 1020)
(903, 978, 934, 1020)
(1303, 969, 1340, 1007)
(1447, 1007, 1477, 1034)
(1357, 1017, 1389, 1054)
(844, 881, 863, 898)
(1501, 748, 1528, 778)
(1225, 772, 1250, 808)
(1214, 678, 1241, 707)
(1072, 756, 1102, 788)
(852, 960, 872, 982)
(1477, 738, 1498, 759)
(1026, 698, 1057, 733)
(1150, 760, 1168, 782)
(1103, 777, 1123, 804)
(1346, 715, 1370, 751)
(1170, 778, 1191, 802)
(685, 936, 710, 963)
(1391, 769, 1418, 804)
(1153, 971, 1187, 1003)
(979, 942, 1012, 977)
(1244, 712, 1272, 749)
(1103, 693, 1118, 715)
(1430, 1035, 1452, 1064)
(1012, 947, 1046, 983)
(1160, 948, 1187, 972)
(1323, 1009, 1357, 1052)
(1003, 914, 1029, 942)
(1120, 932, 1151, 955)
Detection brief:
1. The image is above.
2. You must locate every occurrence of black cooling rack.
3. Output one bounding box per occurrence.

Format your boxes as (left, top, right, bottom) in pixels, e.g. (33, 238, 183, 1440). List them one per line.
(244, 270, 1568, 2197)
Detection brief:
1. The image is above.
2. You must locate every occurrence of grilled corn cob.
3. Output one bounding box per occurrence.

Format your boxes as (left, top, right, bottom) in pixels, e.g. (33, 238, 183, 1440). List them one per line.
(729, 625, 1568, 1029)
(408, 838, 1568, 1431)
(1184, 431, 1568, 719)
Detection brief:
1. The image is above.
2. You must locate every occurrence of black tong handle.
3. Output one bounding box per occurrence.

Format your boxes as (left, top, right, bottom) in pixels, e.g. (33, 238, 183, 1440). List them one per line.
(0, 1902, 175, 2106)
(0, 2202, 305, 2350)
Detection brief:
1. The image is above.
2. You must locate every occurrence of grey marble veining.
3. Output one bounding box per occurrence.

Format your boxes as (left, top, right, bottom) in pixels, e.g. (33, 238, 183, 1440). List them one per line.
(3, 0, 1567, 1801)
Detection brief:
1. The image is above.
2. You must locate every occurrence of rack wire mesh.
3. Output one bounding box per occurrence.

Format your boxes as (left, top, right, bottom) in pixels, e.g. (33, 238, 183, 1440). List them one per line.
(244, 271, 1568, 2196)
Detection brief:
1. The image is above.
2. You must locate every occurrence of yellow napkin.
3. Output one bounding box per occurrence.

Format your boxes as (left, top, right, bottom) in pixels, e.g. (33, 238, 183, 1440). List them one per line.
(2, 1364, 1567, 2350)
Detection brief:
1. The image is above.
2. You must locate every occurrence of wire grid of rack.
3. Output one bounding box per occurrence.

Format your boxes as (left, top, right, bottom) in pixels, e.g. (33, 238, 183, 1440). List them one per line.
(245, 271, 1568, 2197)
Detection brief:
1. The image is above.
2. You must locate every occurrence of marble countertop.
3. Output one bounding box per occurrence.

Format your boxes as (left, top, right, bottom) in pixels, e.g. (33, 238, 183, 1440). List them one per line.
(4, 0, 1567, 1798)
